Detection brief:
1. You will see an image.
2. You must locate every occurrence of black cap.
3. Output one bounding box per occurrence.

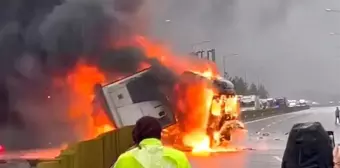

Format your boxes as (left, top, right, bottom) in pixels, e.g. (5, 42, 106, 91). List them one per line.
(132, 116, 162, 145)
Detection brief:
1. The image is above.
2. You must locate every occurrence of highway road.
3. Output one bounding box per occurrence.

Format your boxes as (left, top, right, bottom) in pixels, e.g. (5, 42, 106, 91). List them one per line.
(188, 107, 339, 168)
(0, 107, 336, 168)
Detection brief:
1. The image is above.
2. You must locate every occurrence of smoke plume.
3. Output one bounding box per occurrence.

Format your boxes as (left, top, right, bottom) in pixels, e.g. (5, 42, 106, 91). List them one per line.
(0, 0, 155, 150)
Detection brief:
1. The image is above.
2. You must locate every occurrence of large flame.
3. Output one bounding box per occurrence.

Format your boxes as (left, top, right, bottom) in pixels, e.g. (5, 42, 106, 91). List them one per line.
(175, 79, 242, 153)
(132, 37, 243, 152)
(60, 36, 243, 153)
(65, 62, 115, 139)
(135, 36, 218, 76)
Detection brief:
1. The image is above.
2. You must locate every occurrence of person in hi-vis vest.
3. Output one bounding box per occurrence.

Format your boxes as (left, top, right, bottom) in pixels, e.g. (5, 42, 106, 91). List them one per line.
(112, 116, 191, 168)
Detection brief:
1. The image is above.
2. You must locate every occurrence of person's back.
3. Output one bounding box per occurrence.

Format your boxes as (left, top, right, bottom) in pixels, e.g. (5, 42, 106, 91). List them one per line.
(113, 138, 191, 168)
(112, 116, 191, 168)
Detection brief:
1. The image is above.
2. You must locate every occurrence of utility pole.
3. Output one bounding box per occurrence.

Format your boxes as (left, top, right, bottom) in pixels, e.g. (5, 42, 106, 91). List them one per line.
(222, 53, 239, 78)
(223, 56, 226, 78)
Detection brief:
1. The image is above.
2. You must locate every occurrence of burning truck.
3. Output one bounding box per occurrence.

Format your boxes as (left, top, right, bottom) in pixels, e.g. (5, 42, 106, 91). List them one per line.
(94, 67, 244, 151)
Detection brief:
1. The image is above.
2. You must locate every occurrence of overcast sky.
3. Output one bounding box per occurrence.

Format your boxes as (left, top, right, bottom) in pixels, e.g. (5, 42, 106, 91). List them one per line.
(144, 0, 340, 102)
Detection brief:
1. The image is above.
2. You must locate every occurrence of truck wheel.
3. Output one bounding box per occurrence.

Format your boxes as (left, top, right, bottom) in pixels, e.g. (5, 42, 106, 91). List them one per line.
(221, 129, 232, 141)
(225, 133, 231, 141)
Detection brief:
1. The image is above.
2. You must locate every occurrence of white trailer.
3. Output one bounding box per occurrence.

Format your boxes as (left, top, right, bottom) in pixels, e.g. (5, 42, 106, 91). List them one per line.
(97, 69, 175, 128)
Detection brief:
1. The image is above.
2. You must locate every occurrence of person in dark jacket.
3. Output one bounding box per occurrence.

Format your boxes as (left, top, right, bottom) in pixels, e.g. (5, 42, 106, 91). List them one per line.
(335, 107, 340, 124)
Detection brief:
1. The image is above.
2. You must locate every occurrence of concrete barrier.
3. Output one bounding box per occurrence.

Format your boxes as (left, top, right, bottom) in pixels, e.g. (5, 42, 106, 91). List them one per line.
(35, 125, 134, 168)
(240, 105, 310, 122)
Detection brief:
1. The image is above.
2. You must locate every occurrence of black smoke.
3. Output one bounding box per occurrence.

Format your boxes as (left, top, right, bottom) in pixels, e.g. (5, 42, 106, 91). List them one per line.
(0, 0, 162, 150)
(100, 47, 148, 73)
(114, 0, 144, 13)
(40, 0, 146, 74)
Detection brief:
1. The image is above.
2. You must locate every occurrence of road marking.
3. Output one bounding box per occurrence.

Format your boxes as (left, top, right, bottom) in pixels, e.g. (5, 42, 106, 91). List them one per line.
(273, 156, 282, 162)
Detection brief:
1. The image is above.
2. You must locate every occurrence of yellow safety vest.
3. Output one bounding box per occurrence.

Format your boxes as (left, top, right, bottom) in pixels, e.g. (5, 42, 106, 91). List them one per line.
(113, 138, 191, 168)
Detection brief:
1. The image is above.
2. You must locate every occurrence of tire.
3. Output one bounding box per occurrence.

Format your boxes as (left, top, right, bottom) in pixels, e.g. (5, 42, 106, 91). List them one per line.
(222, 129, 232, 141)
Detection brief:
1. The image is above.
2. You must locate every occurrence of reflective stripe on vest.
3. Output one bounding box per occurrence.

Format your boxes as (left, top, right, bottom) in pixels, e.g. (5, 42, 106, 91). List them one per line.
(130, 139, 177, 168)
(130, 145, 177, 168)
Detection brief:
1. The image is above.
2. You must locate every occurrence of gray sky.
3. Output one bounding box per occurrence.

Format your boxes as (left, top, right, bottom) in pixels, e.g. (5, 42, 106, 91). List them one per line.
(144, 0, 340, 102)
(1, 0, 338, 103)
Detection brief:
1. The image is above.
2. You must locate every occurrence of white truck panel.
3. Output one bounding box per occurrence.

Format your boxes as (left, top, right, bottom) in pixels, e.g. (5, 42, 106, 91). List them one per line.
(107, 86, 133, 108)
(138, 101, 166, 118)
(117, 101, 167, 126)
(101, 84, 122, 127)
(117, 105, 144, 126)
(100, 69, 175, 128)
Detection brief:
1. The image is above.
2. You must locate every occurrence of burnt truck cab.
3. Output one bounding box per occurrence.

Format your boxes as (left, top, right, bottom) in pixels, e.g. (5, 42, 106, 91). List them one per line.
(96, 69, 176, 129)
(176, 71, 243, 148)
(210, 77, 243, 146)
(213, 77, 236, 95)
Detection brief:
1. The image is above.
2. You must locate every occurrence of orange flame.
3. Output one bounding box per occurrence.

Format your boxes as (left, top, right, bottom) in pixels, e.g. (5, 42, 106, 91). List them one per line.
(58, 35, 243, 153)
(65, 61, 114, 139)
(182, 92, 242, 153)
(134, 36, 219, 76)
(131, 37, 240, 152)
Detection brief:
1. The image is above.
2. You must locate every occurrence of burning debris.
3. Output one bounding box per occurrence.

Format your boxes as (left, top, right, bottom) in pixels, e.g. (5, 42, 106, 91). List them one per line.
(163, 71, 245, 152)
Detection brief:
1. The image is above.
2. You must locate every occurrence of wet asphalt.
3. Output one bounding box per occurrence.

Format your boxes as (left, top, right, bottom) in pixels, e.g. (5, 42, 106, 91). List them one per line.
(189, 107, 339, 168)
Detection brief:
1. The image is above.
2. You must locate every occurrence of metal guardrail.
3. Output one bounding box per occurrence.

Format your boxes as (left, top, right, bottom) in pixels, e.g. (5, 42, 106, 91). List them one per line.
(240, 106, 310, 122)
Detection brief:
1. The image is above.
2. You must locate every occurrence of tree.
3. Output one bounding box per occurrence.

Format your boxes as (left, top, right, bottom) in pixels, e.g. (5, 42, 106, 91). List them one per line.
(231, 76, 248, 95)
(248, 83, 258, 95)
(224, 72, 233, 81)
(225, 73, 270, 96)
(258, 84, 269, 98)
